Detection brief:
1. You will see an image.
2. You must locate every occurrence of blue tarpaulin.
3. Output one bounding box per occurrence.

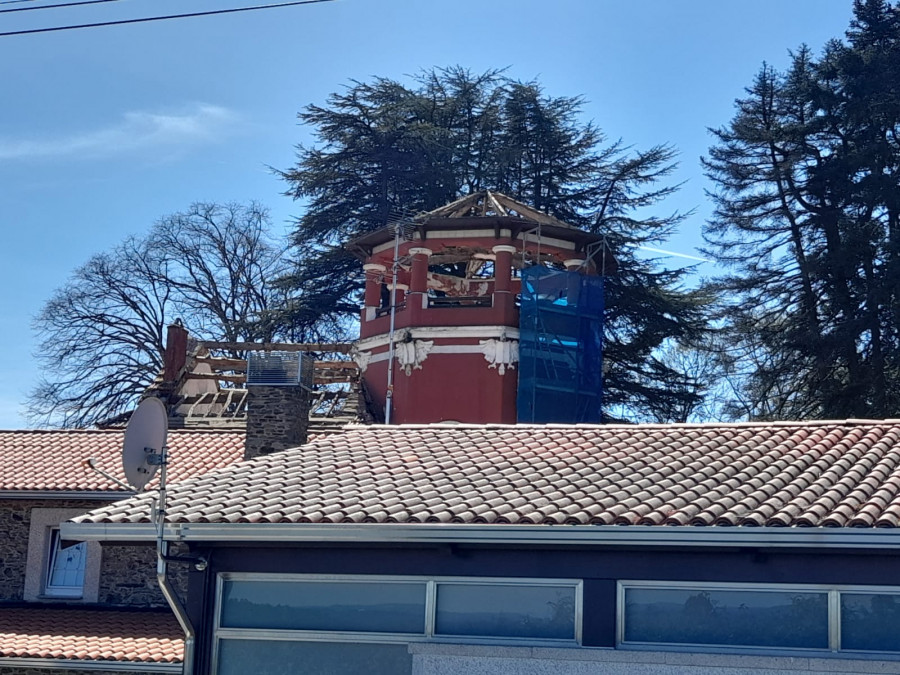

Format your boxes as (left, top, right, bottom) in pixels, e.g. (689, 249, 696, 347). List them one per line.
(516, 267, 604, 423)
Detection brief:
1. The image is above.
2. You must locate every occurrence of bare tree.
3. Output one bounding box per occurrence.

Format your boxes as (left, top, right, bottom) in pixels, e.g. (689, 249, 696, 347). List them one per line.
(27, 202, 308, 428)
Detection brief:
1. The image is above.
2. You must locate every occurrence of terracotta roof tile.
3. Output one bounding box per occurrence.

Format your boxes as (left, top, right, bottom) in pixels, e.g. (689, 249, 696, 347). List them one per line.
(70, 420, 900, 529)
(0, 429, 244, 493)
(0, 607, 182, 663)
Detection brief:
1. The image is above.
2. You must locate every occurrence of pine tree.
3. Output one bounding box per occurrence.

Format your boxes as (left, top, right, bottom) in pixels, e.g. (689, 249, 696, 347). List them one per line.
(705, 0, 900, 419)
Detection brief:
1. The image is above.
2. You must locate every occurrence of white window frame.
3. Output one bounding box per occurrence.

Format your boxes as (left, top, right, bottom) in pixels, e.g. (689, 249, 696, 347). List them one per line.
(213, 573, 583, 674)
(43, 527, 88, 598)
(617, 580, 900, 656)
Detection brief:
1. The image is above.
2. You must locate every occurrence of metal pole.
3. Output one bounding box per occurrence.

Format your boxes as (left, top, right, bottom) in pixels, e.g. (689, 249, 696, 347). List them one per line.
(384, 224, 401, 424)
(153, 444, 196, 675)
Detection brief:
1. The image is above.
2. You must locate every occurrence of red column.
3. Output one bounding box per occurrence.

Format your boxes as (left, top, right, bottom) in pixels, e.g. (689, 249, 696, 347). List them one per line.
(408, 247, 432, 311)
(492, 245, 517, 318)
(564, 258, 585, 272)
(362, 263, 386, 326)
(389, 283, 408, 306)
(363, 263, 386, 305)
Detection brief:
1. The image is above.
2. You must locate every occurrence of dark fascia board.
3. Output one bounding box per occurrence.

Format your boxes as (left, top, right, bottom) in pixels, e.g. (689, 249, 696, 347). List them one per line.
(0, 490, 130, 500)
(0, 657, 181, 673)
(60, 522, 900, 550)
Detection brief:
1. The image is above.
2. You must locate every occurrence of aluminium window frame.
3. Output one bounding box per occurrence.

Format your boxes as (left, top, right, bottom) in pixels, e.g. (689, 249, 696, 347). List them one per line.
(213, 573, 583, 674)
(617, 580, 900, 657)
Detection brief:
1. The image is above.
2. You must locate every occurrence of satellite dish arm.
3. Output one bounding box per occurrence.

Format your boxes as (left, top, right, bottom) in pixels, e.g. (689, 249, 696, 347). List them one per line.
(85, 458, 135, 493)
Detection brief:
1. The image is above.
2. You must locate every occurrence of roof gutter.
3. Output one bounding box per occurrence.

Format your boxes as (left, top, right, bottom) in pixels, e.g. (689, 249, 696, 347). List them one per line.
(0, 490, 128, 500)
(0, 656, 181, 673)
(61, 522, 900, 550)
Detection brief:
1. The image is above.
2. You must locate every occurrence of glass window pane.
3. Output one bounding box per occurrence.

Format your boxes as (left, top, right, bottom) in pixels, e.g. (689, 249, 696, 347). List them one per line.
(624, 587, 828, 649)
(220, 580, 426, 633)
(46, 530, 86, 594)
(841, 593, 900, 652)
(217, 639, 411, 675)
(435, 583, 576, 640)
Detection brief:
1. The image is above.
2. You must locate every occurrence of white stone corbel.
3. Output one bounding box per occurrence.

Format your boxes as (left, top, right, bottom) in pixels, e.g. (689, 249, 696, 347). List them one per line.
(479, 338, 519, 375)
(350, 346, 372, 373)
(396, 339, 434, 376)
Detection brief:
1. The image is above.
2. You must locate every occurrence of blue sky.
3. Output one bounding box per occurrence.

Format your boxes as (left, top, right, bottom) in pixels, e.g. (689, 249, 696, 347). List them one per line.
(0, 0, 854, 427)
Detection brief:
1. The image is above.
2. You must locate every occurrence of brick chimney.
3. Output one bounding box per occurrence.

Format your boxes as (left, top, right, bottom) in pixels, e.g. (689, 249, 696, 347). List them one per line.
(163, 321, 189, 382)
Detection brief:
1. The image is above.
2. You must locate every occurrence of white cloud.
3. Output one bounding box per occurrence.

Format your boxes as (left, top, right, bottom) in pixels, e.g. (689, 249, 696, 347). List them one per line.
(0, 104, 240, 161)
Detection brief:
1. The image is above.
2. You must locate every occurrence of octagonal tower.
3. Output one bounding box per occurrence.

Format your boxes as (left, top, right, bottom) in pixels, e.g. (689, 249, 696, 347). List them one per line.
(350, 190, 614, 425)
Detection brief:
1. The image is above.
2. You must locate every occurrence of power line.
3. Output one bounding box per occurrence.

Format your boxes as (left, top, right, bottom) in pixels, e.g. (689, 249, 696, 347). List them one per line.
(1, 0, 124, 14)
(0, 0, 336, 37)
(0, 0, 40, 5)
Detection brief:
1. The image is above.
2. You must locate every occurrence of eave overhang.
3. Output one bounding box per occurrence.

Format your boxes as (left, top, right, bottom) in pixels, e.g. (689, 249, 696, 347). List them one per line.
(60, 522, 900, 550)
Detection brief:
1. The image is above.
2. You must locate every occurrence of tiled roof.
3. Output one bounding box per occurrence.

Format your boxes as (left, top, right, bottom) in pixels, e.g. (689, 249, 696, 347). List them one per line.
(0, 429, 244, 493)
(72, 420, 900, 528)
(0, 607, 182, 663)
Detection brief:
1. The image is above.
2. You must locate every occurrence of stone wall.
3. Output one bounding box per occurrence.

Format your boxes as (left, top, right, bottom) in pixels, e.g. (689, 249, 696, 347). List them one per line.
(0, 499, 186, 608)
(0, 499, 105, 603)
(98, 543, 188, 607)
(244, 385, 310, 460)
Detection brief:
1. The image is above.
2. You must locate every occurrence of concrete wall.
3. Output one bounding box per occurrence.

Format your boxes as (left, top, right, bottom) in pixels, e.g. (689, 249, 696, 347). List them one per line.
(410, 645, 900, 675)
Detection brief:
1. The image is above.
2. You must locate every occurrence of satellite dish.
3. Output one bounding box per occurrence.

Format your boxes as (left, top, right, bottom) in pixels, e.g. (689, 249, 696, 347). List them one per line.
(122, 397, 168, 491)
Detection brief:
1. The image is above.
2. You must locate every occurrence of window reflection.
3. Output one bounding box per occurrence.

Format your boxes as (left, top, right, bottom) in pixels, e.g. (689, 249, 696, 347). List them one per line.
(841, 593, 900, 652)
(221, 580, 427, 634)
(624, 587, 828, 649)
(435, 583, 576, 640)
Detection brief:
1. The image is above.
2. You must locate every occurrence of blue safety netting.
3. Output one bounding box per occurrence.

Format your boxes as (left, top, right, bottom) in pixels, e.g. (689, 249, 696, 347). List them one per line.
(516, 266, 604, 424)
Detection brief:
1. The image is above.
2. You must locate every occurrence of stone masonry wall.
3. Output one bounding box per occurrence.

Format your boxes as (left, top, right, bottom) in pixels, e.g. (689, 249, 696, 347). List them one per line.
(244, 385, 310, 460)
(0, 499, 105, 602)
(0, 499, 187, 608)
(98, 543, 188, 607)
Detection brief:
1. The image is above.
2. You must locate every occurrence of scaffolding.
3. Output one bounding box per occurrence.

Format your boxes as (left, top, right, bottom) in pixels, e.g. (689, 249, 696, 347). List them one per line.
(516, 267, 604, 424)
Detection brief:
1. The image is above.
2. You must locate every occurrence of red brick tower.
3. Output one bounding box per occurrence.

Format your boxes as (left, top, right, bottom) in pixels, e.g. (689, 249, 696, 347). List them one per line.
(350, 191, 613, 424)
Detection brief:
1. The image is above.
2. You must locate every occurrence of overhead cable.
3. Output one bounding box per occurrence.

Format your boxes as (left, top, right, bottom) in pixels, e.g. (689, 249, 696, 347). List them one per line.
(0, 0, 336, 37)
(1, 0, 124, 14)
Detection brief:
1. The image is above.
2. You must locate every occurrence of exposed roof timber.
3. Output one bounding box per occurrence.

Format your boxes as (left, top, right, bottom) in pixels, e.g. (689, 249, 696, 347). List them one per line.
(199, 341, 352, 353)
(490, 192, 572, 229)
(194, 355, 247, 371)
(415, 191, 573, 229)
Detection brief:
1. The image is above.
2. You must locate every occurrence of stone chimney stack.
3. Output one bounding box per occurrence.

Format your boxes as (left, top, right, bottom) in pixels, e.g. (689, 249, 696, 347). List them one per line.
(243, 353, 312, 461)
